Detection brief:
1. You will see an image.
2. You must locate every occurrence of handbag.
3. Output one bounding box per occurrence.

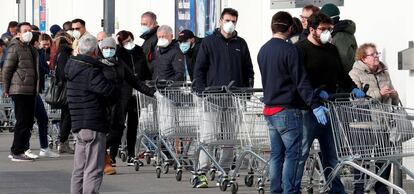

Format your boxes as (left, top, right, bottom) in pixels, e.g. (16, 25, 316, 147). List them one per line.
(44, 76, 67, 109)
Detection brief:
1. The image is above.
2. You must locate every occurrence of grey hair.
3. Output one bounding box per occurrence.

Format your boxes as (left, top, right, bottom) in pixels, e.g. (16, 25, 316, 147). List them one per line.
(142, 11, 157, 25)
(78, 34, 98, 55)
(157, 25, 173, 35)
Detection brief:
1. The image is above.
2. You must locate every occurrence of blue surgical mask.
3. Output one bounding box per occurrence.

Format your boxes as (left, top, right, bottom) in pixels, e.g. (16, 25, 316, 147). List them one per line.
(179, 42, 191, 54)
(140, 25, 150, 35)
(102, 48, 116, 58)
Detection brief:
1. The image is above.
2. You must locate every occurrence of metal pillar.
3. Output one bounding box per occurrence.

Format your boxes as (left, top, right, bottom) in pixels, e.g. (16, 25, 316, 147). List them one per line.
(17, 0, 26, 22)
(103, 0, 115, 35)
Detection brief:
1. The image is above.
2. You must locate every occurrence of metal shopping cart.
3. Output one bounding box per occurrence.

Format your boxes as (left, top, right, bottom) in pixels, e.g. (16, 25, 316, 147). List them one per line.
(321, 98, 414, 194)
(154, 81, 198, 181)
(0, 95, 15, 132)
(227, 88, 270, 194)
(191, 86, 245, 192)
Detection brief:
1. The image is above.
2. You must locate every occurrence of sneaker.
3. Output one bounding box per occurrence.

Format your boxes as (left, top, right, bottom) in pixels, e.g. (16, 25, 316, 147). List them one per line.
(24, 149, 39, 159)
(8, 154, 12, 159)
(39, 148, 60, 158)
(11, 154, 34, 162)
(127, 157, 135, 166)
(195, 174, 208, 188)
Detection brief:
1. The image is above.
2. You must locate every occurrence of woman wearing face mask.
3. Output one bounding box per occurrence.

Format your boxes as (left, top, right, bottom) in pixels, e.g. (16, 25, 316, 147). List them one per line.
(349, 43, 399, 194)
(115, 30, 153, 166)
(97, 37, 156, 175)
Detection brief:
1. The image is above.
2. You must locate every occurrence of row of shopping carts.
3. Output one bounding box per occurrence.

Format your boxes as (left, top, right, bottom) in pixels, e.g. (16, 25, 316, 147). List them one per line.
(131, 80, 414, 194)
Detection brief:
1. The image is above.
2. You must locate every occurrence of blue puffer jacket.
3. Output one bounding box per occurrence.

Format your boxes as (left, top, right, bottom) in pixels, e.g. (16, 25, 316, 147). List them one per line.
(65, 54, 114, 133)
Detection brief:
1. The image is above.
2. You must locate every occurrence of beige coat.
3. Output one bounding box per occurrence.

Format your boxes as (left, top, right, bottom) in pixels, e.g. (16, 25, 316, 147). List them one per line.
(349, 60, 399, 105)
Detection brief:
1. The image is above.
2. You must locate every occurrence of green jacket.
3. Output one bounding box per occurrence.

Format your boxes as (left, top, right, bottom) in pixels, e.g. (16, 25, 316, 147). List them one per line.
(2, 38, 40, 95)
(332, 20, 358, 73)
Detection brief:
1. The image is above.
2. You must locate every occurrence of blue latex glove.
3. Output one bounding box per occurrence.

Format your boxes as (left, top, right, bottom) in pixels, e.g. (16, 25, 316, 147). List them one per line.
(312, 106, 329, 125)
(352, 88, 365, 98)
(318, 90, 329, 100)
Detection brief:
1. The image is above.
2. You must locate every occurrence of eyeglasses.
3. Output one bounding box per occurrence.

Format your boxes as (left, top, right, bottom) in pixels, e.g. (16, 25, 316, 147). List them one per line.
(300, 15, 308, 20)
(316, 27, 332, 32)
(366, 52, 381, 57)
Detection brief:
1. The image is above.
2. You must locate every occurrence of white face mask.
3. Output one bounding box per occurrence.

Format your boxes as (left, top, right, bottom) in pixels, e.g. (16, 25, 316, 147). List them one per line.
(123, 41, 135, 50)
(21, 31, 33, 43)
(320, 30, 332, 44)
(72, 30, 81, 39)
(222, 22, 236, 34)
(157, 38, 170, 48)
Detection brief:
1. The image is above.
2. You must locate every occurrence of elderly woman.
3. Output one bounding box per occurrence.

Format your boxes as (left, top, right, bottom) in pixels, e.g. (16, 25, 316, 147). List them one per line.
(349, 43, 399, 194)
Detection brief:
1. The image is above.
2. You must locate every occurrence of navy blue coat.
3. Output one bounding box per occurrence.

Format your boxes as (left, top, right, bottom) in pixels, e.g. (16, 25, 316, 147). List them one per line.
(193, 29, 254, 92)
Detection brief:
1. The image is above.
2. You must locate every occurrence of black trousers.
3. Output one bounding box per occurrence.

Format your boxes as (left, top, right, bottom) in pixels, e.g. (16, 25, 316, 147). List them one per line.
(59, 104, 72, 143)
(11, 95, 36, 155)
(107, 95, 139, 159)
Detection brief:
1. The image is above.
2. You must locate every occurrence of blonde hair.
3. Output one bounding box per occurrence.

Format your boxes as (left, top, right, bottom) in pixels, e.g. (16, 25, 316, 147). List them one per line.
(355, 43, 376, 61)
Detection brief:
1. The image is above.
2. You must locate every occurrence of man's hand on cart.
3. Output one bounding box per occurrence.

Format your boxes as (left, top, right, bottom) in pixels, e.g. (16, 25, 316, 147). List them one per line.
(351, 88, 365, 98)
(313, 106, 329, 125)
(154, 91, 163, 99)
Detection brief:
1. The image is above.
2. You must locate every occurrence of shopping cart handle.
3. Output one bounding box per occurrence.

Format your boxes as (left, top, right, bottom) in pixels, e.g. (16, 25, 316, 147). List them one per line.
(327, 93, 353, 101)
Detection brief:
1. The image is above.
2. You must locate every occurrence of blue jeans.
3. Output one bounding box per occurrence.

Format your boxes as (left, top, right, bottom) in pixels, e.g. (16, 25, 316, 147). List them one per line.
(34, 95, 49, 149)
(295, 110, 346, 194)
(266, 109, 303, 194)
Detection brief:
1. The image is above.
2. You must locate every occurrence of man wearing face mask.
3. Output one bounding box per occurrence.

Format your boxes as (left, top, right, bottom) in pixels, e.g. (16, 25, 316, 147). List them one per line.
(321, 3, 357, 73)
(96, 37, 156, 174)
(294, 12, 363, 194)
(3, 22, 40, 162)
(152, 25, 185, 81)
(140, 11, 159, 75)
(71, 18, 90, 55)
(192, 8, 254, 188)
(177, 29, 202, 81)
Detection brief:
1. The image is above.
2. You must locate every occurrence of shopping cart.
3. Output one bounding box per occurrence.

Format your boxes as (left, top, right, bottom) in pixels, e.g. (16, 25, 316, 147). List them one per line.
(144, 80, 198, 181)
(227, 88, 271, 194)
(135, 92, 162, 171)
(321, 98, 414, 194)
(0, 95, 15, 132)
(191, 85, 247, 192)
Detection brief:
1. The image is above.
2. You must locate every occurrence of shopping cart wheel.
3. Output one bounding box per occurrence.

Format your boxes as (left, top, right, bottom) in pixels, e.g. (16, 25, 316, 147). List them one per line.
(145, 155, 151, 164)
(176, 170, 182, 181)
(134, 161, 140, 171)
(163, 164, 169, 174)
(120, 152, 127, 162)
(258, 188, 265, 194)
(230, 182, 238, 194)
(209, 170, 216, 181)
(220, 179, 229, 191)
(156, 168, 161, 178)
(190, 176, 198, 187)
(244, 175, 254, 187)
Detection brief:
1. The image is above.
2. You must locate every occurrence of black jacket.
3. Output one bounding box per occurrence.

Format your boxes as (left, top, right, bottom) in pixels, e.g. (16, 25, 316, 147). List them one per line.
(98, 57, 155, 100)
(116, 45, 152, 81)
(65, 54, 114, 133)
(193, 29, 254, 92)
(140, 26, 159, 74)
(55, 45, 73, 83)
(183, 37, 202, 81)
(152, 40, 185, 81)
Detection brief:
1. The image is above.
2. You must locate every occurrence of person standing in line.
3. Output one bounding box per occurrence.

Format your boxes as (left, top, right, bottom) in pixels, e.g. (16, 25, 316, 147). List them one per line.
(295, 12, 365, 194)
(258, 11, 329, 194)
(3, 22, 39, 162)
(193, 8, 254, 188)
(140, 11, 159, 74)
(67, 34, 115, 194)
(177, 29, 202, 81)
(299, 5, 320, 41)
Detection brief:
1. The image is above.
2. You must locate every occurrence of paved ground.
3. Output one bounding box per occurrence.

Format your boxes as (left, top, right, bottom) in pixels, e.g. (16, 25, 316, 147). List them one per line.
(0, 131, 263, 194)
(1, 131, 414, 194)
